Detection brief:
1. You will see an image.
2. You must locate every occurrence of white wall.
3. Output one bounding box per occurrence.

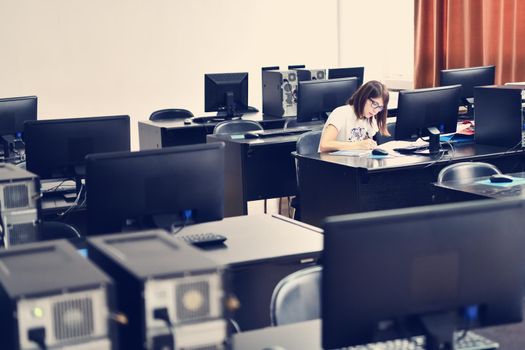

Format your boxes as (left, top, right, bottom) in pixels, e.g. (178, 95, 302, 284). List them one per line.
(0, 0, 340, 149)
(339, 0, 414, 89)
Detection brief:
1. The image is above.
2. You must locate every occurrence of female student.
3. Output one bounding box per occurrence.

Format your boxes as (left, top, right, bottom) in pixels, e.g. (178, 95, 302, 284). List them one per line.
(319, 80, 390, 152)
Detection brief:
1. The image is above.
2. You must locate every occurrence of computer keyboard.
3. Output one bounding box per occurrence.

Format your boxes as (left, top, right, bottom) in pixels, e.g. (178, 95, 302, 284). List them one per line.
(177, 233, 227, 247)
(348, 331, 498, 350)
(393, 145, 429, 154)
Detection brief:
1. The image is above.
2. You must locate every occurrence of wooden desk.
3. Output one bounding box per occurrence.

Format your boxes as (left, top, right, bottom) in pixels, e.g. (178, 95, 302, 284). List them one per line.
(434, 171, 525, 202)
(179, 214, 323, 331)
(206, 132, 306, 217)
(294, 143, 525, 227)
(138, 113, 286, 149)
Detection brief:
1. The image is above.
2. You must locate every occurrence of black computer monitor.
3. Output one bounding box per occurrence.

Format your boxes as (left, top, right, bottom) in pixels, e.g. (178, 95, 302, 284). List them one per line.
(322, 199, 525, 350)
(204, 72, 249, 119)
(0, 96, 37, 158)
(328, 67, 365, 87)
(24, 115, 130, 189)
(440, 65, 495, 102)
(86, 143, 225, 235)
(394, 85, 461, 151)
(288, 65, 306, 69)
(296, 77, 359, 123)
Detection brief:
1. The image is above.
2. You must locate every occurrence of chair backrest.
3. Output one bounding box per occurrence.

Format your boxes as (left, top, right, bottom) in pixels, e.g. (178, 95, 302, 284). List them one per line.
(375, 122, 396, 145)
(437, 161, 501, 183)
(39, 221, 81, 240)
(149, 108, 194, 121)
(270, 265, 322, 326)
(213, 119, 263, 135)
(296, 130, 322, 155)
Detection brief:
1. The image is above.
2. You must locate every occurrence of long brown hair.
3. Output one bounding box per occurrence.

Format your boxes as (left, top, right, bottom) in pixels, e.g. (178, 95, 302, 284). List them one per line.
(348, 80, 390, 136)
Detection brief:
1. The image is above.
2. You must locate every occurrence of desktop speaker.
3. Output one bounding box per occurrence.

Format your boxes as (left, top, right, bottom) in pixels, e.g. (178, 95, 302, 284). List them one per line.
(0, 163, 40, 248)
(0, 240, 115, 350)
(262, 70, 300, 117)
(88, 230, 229, 350)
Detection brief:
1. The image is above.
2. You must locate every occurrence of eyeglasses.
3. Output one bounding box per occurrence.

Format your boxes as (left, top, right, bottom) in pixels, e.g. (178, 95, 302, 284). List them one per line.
(368, 98, 384, 112)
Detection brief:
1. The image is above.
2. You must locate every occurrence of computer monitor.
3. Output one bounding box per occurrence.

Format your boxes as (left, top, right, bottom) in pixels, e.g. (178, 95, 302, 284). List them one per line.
(24, 115, 130, 190)
(288, 65, 306, 69)
(328, 67, 365, 87)
(296, 77, 359, 123)
(204, 72, 249, 119)
(0, 96, 37, 158)
(86, 143, 225, 235)
(394, 85, 461, 151)
(440, 65, 495, 103)
(322, 198, 525, 350)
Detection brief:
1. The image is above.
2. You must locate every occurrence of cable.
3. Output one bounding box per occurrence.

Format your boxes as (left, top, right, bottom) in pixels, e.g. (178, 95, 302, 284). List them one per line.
(153, 308, 175, 345)
(229, 318, 241, 333)
(170, 210, 192, 235)
(57, 183, 85, 220)
(28, 327, 47, 350)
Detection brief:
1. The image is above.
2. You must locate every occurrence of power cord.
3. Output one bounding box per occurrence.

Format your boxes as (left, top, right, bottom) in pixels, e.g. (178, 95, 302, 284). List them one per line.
(170, 210, 192, 235)
(57, 183, 85, 221)
(28, 327, 47, 350)
(153, 308, 175, 344)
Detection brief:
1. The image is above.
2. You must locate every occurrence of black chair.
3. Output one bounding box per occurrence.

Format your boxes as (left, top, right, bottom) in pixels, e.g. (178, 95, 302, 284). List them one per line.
(270, 265, 322, 326)
(149, 108, 194, 121)
(39, 221, 81, 240)
(375, 122, 396, 145)
(435, 162, 502, 204)
(292, 130, 322, 219)
(437, 161, 501, 184)
(296, 130, 322, 155)
(213, 120, 263, 135)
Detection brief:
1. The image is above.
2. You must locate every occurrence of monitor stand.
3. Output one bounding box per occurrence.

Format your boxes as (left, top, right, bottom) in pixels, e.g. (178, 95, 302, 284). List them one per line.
(427, 127, 442, 155)
(420, 312, 457, 350)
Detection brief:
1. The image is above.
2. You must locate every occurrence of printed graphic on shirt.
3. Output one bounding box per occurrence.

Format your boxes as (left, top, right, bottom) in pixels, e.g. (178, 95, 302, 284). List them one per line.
(349, 127, 367, 141)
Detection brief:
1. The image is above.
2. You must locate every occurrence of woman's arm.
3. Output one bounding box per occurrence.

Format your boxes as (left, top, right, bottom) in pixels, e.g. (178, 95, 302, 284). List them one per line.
(319, 124, 377, 153)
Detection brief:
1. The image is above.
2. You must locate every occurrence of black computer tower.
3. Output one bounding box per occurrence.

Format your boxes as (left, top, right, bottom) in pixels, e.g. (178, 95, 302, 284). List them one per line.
(475, 85, 524, 148)
(294, 68, 327, 81)
(0, 240, 116, 350)
(88, 229, 229, 350)
(262, 69, 301, 117)
(0, 163, 40, 248)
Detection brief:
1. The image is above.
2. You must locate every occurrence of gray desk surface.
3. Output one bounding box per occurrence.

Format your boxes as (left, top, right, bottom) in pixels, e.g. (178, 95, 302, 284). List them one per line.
(234, 304, 525, 350)
(178, 214, 323, 266)
(293, 143, 524, 173)
(434, 172, 525, 199)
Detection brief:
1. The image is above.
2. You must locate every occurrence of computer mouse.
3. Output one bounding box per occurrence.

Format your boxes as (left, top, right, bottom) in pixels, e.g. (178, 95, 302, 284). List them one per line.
(489, 174, 514, 183)
(244, 131, 261, 139)
(183, 118, 192, 125)
(371, 148, 389, 156)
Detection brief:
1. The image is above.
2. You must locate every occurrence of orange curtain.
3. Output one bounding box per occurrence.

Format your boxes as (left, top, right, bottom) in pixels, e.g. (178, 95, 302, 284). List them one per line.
(415, 0, 525, 88)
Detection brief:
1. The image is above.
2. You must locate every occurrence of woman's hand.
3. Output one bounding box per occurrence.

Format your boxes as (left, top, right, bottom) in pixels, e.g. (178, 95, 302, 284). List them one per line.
(357, 139, 377, 149)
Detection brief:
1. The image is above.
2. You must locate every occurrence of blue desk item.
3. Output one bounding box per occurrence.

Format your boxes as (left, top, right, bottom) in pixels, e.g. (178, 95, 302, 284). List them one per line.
(476, 177, 525, 187)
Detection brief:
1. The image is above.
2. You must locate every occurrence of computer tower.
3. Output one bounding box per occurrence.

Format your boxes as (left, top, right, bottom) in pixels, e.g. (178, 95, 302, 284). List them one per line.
(262, 69, 300, 117)
(0, 163, 40, 248)
(0, 240, 115, 350)
(88, 230, 229, 350)
(475, 86, 524, 148)
(295, 68, 327, 81)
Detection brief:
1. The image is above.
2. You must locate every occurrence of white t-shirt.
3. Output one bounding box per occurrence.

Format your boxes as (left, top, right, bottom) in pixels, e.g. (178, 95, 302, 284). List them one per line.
(321, 104, 378, 143)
